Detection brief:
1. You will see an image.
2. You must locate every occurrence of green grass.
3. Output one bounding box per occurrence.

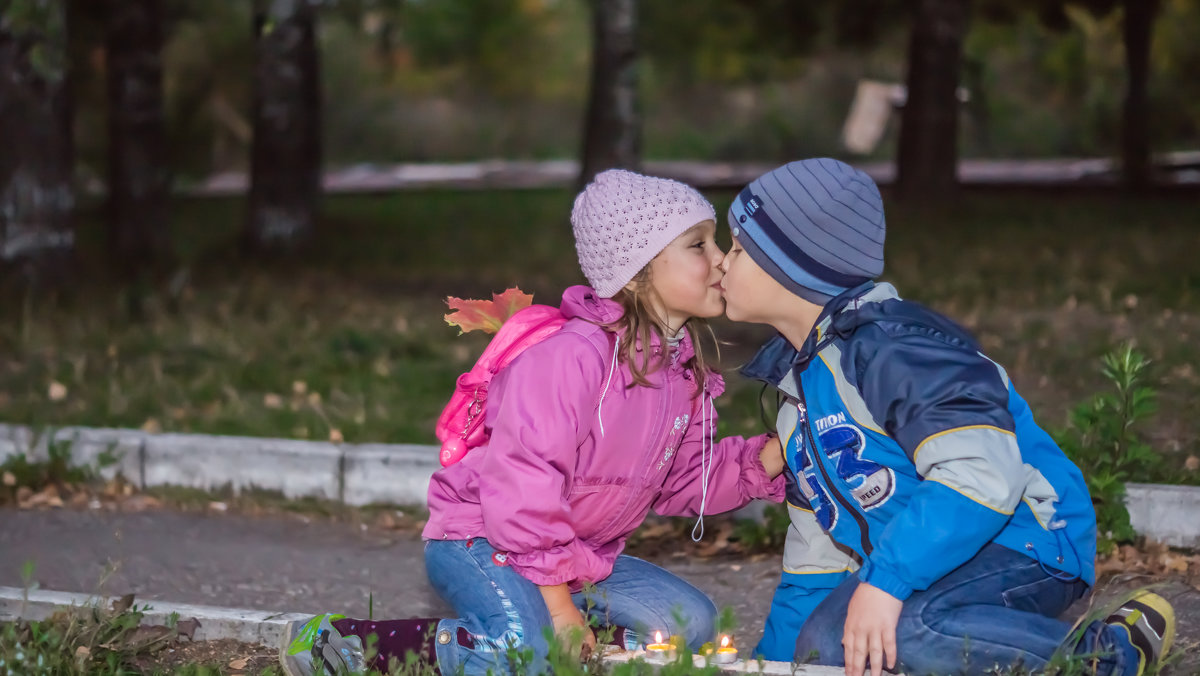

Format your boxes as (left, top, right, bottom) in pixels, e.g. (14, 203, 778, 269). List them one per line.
(1, 189, 1198, 480)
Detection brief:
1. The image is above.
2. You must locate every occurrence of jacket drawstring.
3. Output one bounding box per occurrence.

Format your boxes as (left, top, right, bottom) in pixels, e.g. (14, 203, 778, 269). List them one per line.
(596, 337, 620, 436)
(691, 389, 716, 542)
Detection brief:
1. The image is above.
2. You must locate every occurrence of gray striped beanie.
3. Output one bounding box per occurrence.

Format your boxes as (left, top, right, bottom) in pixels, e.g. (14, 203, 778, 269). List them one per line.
(727, 158, 886, 305)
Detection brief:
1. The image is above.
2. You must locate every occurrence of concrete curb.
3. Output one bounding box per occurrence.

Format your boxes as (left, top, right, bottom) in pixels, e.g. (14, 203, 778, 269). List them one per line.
(0, 423, 439, 507)
(3, 423, 1200, 546)
(0, 586, 311, 646)
(1125, 482, 1200, 548)
(0, 586, 842, 674)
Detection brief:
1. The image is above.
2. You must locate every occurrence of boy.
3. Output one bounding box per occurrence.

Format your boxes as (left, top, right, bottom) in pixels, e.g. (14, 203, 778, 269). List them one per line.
(718, 158, 1174, 676)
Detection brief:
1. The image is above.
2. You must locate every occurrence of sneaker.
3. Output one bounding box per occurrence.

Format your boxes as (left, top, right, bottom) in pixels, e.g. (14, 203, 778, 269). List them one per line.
(279, 613, 368, 676)
(1104, 591, 1175, 676)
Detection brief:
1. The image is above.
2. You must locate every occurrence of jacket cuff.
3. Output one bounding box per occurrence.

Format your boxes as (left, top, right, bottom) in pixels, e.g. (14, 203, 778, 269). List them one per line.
(744, 433, 787, 503)
(858, 559, 914, 601)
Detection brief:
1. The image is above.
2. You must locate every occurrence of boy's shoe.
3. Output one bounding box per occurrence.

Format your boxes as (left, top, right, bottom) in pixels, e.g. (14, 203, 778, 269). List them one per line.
(1103, 591, 1175, 676)
(279, 613, 367, 676)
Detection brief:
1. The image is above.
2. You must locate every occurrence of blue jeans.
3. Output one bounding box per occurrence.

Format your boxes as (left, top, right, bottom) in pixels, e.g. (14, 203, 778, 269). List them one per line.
(793, 543, 1139, 675)
(425, 538, 717, 676)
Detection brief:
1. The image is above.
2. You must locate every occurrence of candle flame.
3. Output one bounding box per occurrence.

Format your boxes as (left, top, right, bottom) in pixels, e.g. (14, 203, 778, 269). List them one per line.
(720, 635, 730, 648)
(654, 631, 663, 644)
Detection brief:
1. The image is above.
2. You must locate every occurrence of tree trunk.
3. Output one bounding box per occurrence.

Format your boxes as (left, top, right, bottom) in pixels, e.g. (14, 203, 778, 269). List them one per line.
(246, 0, 322, 254)
(578, 0, 639, 188)
(896, 0, 970, 201)
(106, 0, 171, 278)
(1121, 0, 1158, 190)
(0, 1, 74, 281)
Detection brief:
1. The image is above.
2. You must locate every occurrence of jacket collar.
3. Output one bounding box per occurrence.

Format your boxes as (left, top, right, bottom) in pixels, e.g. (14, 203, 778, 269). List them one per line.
(560, 284, 696, 368)
(740, 282, 898, 388)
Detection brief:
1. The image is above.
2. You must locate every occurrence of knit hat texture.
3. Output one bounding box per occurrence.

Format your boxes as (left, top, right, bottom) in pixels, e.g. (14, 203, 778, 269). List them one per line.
(727, 158, 885, 305)
(572, 169, 717, 298)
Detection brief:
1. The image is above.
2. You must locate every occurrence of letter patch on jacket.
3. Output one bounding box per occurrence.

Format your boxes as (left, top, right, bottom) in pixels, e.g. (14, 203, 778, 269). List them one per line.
(789, 421, 895, 531)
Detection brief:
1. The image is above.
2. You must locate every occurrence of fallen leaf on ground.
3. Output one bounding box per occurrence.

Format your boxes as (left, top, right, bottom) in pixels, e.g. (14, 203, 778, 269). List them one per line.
(263, 393, 283, 409)
(112, 593, 136, 613)
(229, 657, 249, 669)
(21, 485, 63, 509)
(141, 418, 162, 433)
(122, 494, 163, 512)
(329, 428, 344, 443)
(1186, 455, 1199, 471)
(176, 617, 202, 641)
(1161, 553, 1191, 574)
(48, 381, 68, 401)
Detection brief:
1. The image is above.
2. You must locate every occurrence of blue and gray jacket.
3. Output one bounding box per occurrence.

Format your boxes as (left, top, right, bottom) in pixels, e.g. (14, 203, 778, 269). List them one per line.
(744, 282, 1097, 661)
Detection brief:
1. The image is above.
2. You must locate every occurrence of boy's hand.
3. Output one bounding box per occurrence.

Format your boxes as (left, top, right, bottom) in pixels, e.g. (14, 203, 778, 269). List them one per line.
(842, 582, 901, 676)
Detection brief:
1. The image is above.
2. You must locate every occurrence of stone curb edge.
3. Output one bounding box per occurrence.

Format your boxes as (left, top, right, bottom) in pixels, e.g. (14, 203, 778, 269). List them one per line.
(0, 423, 437, 508)
(0, 586, 843, 675)
(3, 423, 1199, 546)
(0, 585, 310, 646)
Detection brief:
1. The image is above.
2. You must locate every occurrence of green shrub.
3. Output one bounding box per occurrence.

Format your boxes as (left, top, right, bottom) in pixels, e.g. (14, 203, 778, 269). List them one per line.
(1054, 344, 1162, 555)
(0, 596, 173, 675)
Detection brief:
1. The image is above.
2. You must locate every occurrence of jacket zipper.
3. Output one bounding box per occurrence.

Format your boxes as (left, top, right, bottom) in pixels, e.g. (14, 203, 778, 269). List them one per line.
(796, 386, 874, 556)
(589, 365, 677, 544)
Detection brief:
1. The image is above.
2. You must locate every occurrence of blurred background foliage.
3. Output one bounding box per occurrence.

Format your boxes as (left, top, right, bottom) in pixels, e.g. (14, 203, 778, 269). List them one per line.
(59, 0, 1200, 180)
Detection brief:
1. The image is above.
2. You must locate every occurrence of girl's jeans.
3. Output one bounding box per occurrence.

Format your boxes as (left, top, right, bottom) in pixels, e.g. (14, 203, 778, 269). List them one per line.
(792, 543, 1140, 676)
(425, 538, 717, 676)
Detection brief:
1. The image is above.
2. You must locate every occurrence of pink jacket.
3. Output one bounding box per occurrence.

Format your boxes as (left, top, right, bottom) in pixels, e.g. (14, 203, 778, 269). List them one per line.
(423, 286, 784, 588)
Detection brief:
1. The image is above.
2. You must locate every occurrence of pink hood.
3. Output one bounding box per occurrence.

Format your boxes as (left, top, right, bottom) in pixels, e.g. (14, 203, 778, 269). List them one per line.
(423, 286, 783, 588)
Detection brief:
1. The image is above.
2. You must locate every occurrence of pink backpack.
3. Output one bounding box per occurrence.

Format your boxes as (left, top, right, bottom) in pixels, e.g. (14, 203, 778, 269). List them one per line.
(435, 305, 572, 466)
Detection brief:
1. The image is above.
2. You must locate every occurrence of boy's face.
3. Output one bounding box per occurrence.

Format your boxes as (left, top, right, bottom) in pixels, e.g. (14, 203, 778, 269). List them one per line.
(718, 235, 790, 324)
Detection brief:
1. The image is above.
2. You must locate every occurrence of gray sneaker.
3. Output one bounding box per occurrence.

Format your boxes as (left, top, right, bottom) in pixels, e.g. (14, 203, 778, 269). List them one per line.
(279, 614, 368, 676)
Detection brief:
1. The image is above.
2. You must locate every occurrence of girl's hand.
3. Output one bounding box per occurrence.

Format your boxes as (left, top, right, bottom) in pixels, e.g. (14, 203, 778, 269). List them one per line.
(549, 604, 597, 659)
(539, 584, 597, 659)
(758, 435, 785, 479)
(842, 582, 902, 676)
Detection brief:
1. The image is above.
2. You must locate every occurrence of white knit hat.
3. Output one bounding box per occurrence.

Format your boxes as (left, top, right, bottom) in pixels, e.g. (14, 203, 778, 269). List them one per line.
(571, 169, 717, 298)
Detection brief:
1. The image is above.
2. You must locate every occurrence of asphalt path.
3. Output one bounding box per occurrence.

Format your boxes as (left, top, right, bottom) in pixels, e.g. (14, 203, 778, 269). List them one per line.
(3, 507, 1197, 670)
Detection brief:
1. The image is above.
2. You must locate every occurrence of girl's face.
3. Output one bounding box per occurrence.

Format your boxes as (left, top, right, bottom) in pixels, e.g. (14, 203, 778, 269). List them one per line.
(718, 235, 785, 324)
(642, 220, 725, 332)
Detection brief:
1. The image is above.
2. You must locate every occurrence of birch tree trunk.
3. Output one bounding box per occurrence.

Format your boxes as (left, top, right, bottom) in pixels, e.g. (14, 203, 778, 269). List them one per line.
(0, 0, 74, 279)
(246, 0, 322, 254)
(1120, 0, 1158, 190)
(106, 0, 171, 275)
(896, 0, 970, 201)
(578, 0, 640, 188)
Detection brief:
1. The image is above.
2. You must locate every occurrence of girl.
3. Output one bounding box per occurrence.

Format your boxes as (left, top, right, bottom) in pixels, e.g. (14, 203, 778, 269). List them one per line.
(280, 169, 787, 676)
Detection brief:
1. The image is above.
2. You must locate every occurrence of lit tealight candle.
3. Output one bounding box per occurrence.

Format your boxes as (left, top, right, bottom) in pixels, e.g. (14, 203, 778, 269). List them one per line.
(644, 631, 676, 662)
(713, 635, 738, 664)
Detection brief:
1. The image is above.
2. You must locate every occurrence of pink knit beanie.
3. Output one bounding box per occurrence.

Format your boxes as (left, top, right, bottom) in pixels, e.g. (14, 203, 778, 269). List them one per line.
(571, 169, 717, 298)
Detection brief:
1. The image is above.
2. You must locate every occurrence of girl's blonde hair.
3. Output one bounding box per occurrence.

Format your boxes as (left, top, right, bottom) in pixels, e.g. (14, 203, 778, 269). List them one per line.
(601, 267, 719, 397)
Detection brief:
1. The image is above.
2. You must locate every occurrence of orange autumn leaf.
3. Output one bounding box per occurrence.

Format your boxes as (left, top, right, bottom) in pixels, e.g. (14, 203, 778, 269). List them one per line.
(444, 288, 534, 334)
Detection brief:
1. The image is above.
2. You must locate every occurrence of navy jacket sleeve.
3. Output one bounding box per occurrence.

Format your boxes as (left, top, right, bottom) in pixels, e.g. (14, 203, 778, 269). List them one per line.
(847, 324, 1027, 600)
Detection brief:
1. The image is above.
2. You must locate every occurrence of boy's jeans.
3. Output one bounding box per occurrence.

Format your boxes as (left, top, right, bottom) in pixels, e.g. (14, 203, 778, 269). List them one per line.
(794, 543, 1139, 675)
(425, 538, 717, 676)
